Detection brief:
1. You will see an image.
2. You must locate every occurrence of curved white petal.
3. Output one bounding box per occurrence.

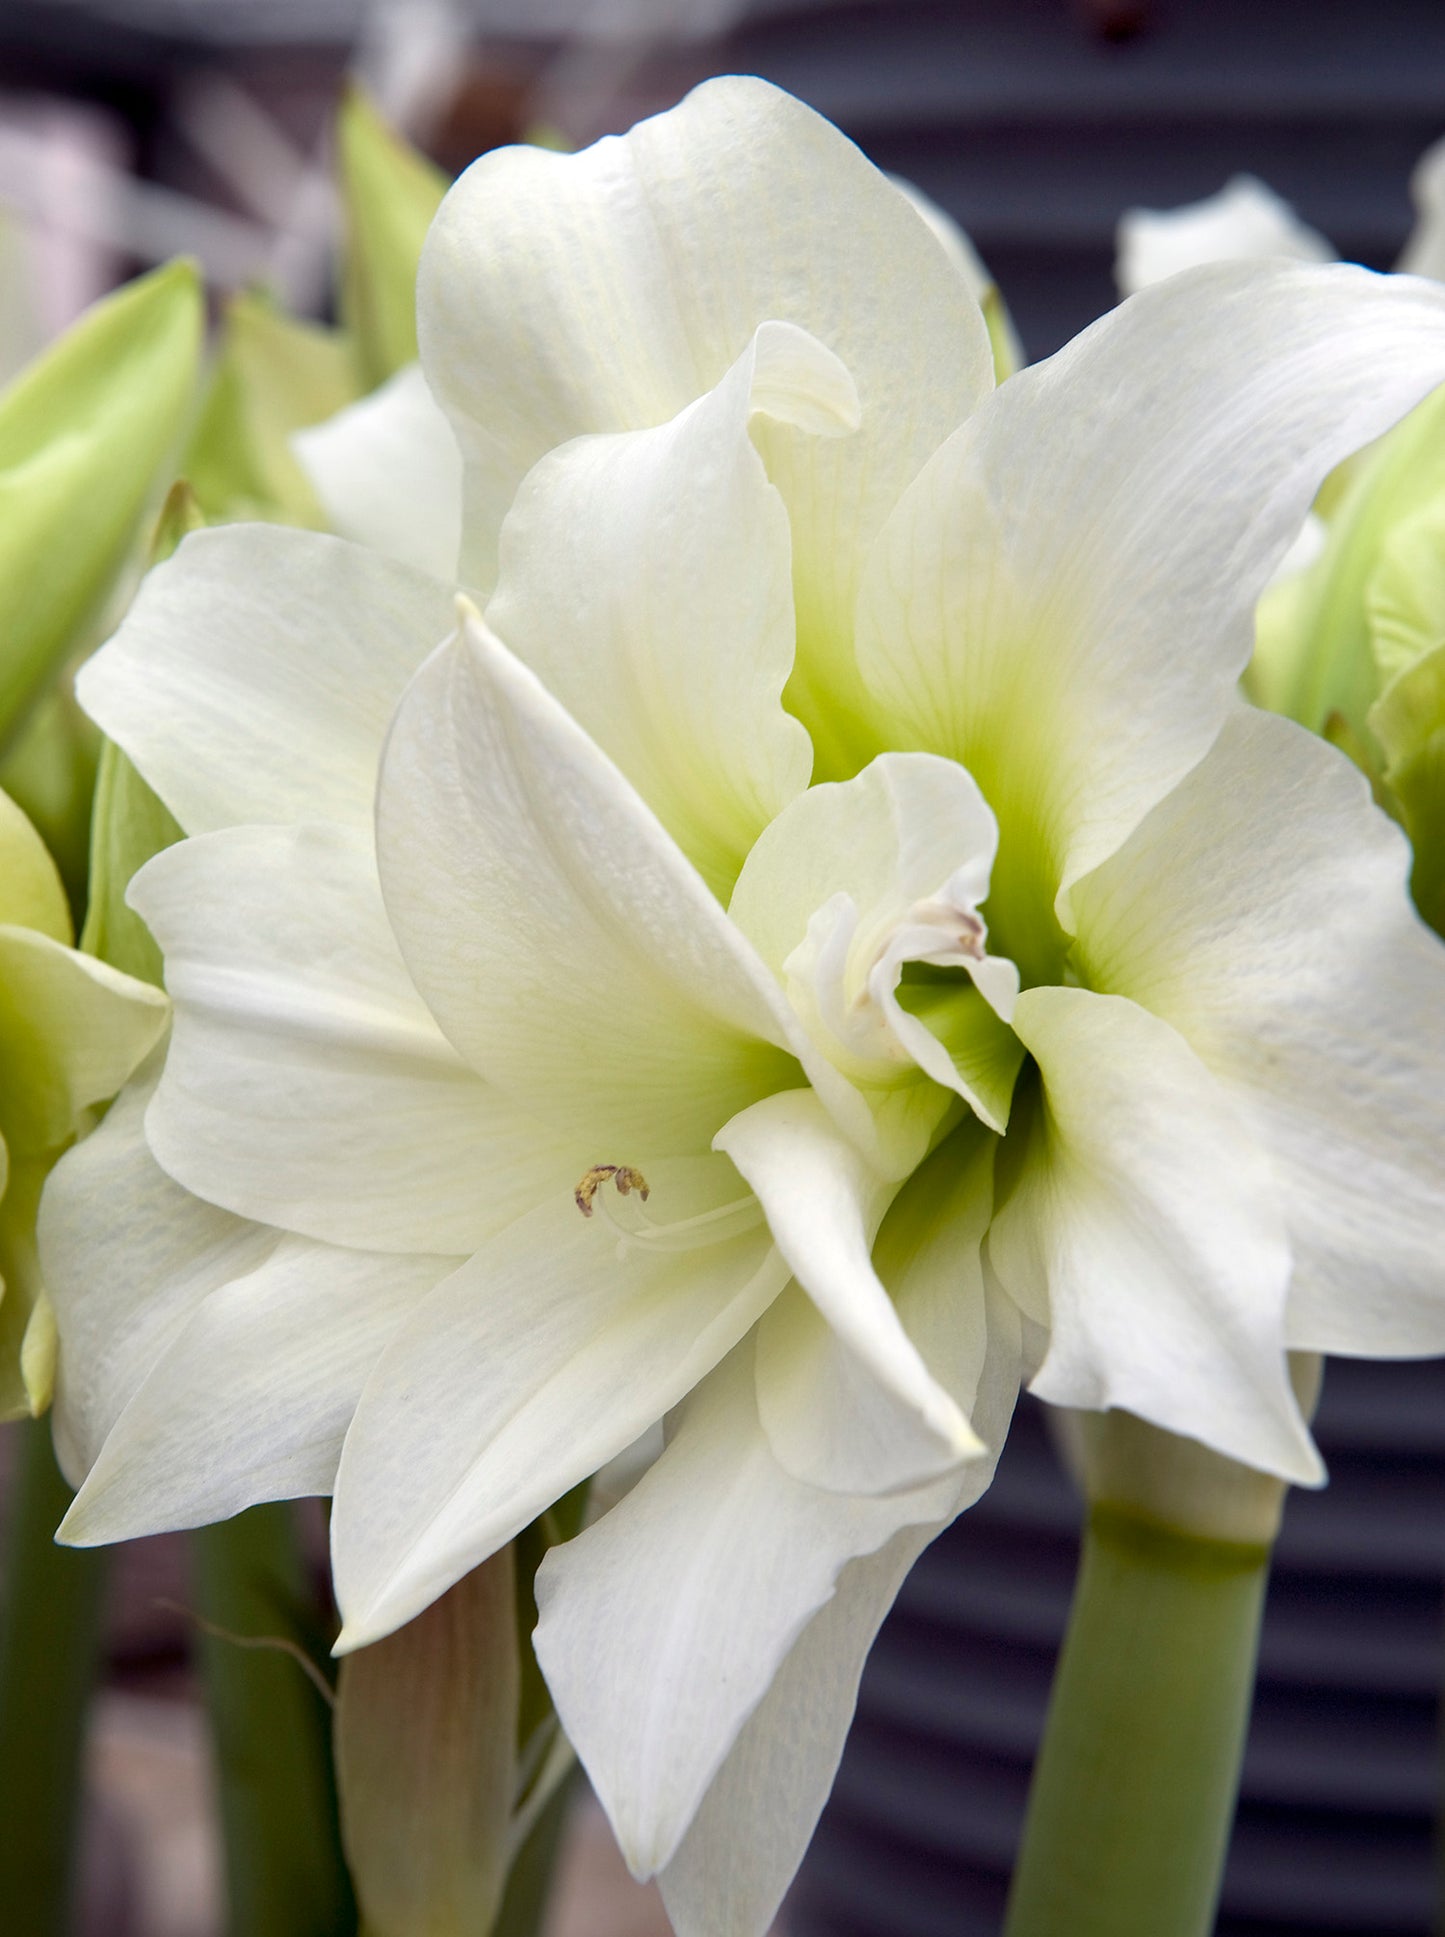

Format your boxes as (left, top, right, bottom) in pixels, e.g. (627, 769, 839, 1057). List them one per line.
(62, 1237, 451, 1544)
(856, 262, 1445, 964)
(534, 1347, 958, 1881)
(41, 1059, 279, 1487)
(716, 1089, 977, 1494)
(1071, 705, 1445, 1357)
(727, 751, 1022, 1130)
(376, 610, 869, 1158)
(418, 75, 993, 761)
(653, 1523, 930, 1937)
(77, 525, 456, 837)
(536, 1144, 1017, 1897)
(292, 362, 464, 581)
(486, 321, 840, 893)
(1116, 176, 1334, 297)
(655, 1278, 1020, 1937)
(889, 176, 1022, 381)
(131, 823, 563, 1256)
(332, 1164, 791, 1651)
(988, 985, 1321, 1484)
(0, 927, 167, 1156)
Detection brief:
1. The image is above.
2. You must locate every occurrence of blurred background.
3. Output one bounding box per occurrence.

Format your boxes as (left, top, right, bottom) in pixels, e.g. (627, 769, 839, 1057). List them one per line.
(0, 1, 1442, 1933)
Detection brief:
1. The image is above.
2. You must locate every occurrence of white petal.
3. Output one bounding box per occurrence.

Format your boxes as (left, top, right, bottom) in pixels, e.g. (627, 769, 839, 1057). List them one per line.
(888, 175, 994, 310)
(331, 1164, 791, 1650)
(729, 752, 996, 979)
(533, 1346, 958, 1880)
(988, 984, 1321, 1484)
(41, 1058, 279, 1487)
(856, 261, 1445, 962)
(376, 610, 868, 1158)
(1116, 176, 1333, 296)
(131, 823, 564, 1255)
(292, 362, 464, 581)
(656, 1277, 1020, 1937)
(537, 1160, 1018, 1898)
(657, 1524, 932, 1937)
(727, 750, 1022, 1129)
(716, 1089, 978, 1494)
(62, 1236, 451, 1543)
(419, 75, 992, 762)
(77, 525, 455, 836)
(1070, 705, 1445, 1357)
(486, 322, 838, 893)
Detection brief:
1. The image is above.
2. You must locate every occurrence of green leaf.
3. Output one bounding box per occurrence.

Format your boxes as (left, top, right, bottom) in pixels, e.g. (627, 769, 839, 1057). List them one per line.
(0, 689, 100, 926)
(0, 258, 203, 752)
(80, 738, 183, 985)
(186, 290, 359, 528)
(337, 88, 448, 389)
(79, 482, 197, 980)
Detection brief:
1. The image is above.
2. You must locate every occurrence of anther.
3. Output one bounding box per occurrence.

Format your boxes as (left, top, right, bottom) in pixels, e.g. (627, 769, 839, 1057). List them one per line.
(574, 1164, 651, 1218)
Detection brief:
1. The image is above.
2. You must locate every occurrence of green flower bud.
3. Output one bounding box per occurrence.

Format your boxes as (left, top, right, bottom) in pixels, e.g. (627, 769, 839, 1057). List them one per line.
(1247, 382, 1445, 933)
(0, 259, 203, 750)
(0, 788, 166, 1416)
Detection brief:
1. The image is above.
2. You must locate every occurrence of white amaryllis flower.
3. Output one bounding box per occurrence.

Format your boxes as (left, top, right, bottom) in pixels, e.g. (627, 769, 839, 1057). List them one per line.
(41, 78, 1445, 1935)
(1117, 132, 1445, 297)
(1116, 174, 1333, 295)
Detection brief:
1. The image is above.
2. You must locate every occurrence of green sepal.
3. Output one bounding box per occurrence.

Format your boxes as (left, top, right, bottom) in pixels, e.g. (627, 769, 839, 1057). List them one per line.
(186, 290, 359, 528)
(0, 258, 203, 752)
(337, 88, 448, 389)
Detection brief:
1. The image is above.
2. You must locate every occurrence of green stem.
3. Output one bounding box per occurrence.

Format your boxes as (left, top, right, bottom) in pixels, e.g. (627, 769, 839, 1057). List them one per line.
(1003, 1503, 1270, 1937)
(0, 1419, 108, 1937)
(191, 1505, 356, 1937)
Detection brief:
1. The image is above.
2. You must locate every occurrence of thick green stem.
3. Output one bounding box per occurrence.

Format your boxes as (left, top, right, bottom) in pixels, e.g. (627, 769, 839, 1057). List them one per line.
(1003, 1503, 1270, 1937)
(0, 1419, 108, 1936)
(191, 1505, 355, 1937)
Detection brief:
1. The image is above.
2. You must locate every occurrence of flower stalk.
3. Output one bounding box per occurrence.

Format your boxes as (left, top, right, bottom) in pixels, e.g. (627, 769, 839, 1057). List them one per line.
(0, 1419, 108, 1937)
(1003, 1503, 1269, 1937)
(191, 1505, 354, 1937)
(1004, 1397, 1311, 1937)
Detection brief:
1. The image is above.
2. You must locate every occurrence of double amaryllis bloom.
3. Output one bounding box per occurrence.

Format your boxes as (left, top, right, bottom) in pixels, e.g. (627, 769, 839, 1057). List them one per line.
(39, 78, 1445, 1934)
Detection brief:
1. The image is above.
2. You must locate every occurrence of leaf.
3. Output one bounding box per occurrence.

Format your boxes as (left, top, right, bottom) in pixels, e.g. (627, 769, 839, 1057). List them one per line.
(337, 87, 448, 389)
(0, 259, 203, 751)
(186, 290, 358, 527)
